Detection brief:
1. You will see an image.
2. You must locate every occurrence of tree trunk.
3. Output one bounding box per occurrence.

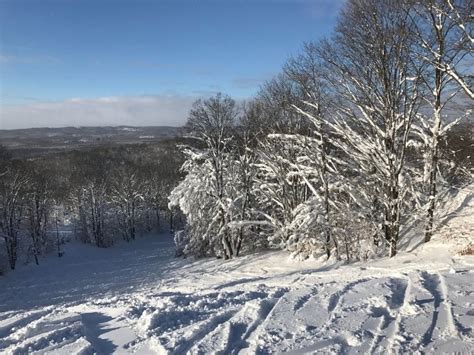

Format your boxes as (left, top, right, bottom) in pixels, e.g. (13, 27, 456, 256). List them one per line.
(222, 234, 233, 259)
(5, 236, 17, 270)
(425, 63, 443, 243)
(169, 209, 173, 233)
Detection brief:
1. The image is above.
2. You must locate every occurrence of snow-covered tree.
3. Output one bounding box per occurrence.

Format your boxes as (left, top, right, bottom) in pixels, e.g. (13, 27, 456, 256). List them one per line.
(169, 94, 241, 258)
(249, 70, 317, 254)
(24, 164, 55, 265)
(408, 0, 473, 242)
(254, 135, 308, 249)
(169, 148, 216, 256)
(422, 0, 473, 100)
(69, 152, 112, 247)
(284, 43, 340, 259)
(110, 166, 145, 242)
(0, 161, 28, 270)
(317, 0, 423, 257)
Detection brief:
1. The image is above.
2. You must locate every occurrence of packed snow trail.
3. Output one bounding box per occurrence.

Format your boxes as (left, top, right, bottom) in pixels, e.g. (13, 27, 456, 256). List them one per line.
(0, 188, 473, 354)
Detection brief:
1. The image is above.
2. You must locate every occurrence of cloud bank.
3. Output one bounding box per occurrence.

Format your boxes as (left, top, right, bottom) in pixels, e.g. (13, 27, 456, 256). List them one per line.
(0, 95, 196, 129)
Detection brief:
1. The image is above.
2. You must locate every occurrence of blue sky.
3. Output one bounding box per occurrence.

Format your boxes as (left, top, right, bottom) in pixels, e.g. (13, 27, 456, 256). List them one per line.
(0, 0, 344, 129)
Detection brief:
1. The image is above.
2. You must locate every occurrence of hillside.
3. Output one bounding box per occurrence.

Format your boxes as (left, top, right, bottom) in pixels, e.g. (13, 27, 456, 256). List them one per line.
(0, 126, 182, 158)
(0, 186, 472, 354)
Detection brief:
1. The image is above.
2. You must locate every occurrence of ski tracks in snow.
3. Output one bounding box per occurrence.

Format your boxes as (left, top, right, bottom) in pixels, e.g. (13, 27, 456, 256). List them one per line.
(0, 300, 140, 355)
(252, 271, 472, 354)
(97, 271, 474, 354)
(190, 290, 288, 354)
(0, 307, 92, 354)
(1, 270, 472, 354)
(390, 270, 474, 354)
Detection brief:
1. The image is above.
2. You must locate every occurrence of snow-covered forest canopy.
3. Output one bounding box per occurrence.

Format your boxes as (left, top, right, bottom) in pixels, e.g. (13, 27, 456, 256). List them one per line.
(0, 0, 473, 353)
(170, 0, 473, 261)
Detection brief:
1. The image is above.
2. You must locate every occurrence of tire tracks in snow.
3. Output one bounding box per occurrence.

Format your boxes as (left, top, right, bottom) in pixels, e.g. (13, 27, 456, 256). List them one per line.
(436, 272, 461, 339)
(420, 271, 444, 346)
(292, 276, 413, 354)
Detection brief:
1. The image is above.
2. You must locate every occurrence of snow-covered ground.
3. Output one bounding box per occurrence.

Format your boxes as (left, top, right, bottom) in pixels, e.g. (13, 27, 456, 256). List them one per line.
(0, 187, 473, 354)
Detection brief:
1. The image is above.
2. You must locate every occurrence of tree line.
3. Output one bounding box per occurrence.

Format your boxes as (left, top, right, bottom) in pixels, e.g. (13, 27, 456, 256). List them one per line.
(0, 141, 183, 271)
(170, 0, 473, 260)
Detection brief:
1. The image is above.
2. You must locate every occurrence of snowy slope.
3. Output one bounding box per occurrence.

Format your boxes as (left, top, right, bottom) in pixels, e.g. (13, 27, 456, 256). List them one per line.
(0, 187, 473, 354)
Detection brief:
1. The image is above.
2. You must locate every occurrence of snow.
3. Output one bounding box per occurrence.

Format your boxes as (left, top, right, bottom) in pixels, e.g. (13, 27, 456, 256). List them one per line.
(0, 188, 473, 354)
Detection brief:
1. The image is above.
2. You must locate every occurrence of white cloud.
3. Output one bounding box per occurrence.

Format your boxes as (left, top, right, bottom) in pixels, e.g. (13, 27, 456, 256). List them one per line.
(0, 95, 196, 129)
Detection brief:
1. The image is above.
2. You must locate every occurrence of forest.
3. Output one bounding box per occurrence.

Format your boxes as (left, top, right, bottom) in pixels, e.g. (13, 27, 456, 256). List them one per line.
(0, 0, 473, 273)
(170, 0, 473, 261)
(0, 141, 184, 271)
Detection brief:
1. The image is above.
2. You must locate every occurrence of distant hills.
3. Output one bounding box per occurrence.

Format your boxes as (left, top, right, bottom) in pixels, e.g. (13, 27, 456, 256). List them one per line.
(0, 126, 183, 157)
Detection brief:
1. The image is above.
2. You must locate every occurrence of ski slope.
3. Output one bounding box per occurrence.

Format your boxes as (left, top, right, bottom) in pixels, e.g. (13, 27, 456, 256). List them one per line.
(0, 187, 473, 354)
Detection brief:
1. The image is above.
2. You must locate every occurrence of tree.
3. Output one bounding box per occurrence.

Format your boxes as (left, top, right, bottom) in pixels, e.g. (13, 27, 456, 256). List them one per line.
(249, 72, 316, 255)
(69, 151, 111, 247)
(254, 135, 308, 249)
(284, 43, 340, 259)
(318, 0, 423, 257)
(425, 0, 473, 100)
(110, 164, 145, 242)
(24, 162, 55, 265)
(0, 160, 28, 270)
(408, 0, 474, 242)
(170, 93, 241, 258)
